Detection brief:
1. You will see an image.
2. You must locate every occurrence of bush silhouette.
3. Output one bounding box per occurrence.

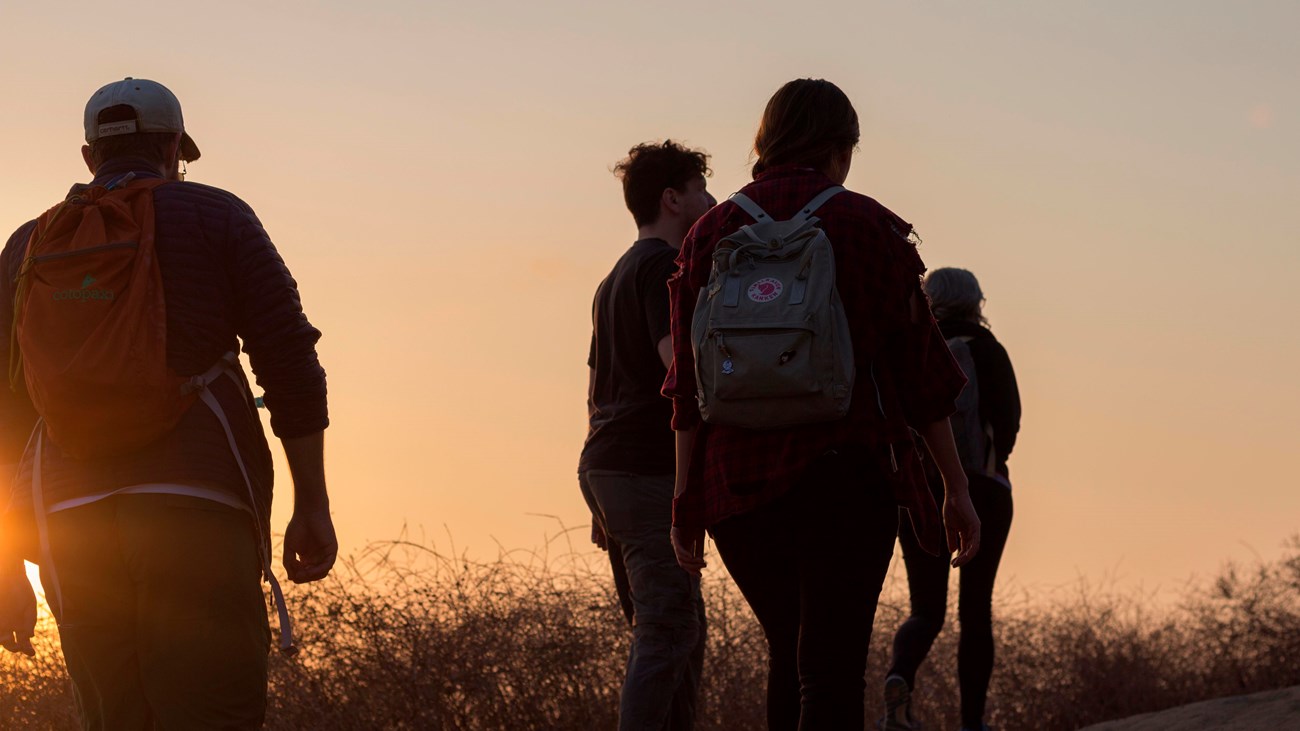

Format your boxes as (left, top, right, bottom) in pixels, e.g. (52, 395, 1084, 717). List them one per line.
(3, 533, 1299, 730)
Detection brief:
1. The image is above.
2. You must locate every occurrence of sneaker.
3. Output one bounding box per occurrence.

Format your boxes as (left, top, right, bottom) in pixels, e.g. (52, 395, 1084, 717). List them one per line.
(879, 674, 916, 731)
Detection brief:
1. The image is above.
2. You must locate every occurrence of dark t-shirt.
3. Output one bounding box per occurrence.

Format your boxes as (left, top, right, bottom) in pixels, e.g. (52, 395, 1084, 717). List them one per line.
(578, 238, 677, 475)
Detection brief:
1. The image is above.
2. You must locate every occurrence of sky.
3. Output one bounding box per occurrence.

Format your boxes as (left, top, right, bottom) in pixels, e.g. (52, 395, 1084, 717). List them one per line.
(0, 0, 1296, 601)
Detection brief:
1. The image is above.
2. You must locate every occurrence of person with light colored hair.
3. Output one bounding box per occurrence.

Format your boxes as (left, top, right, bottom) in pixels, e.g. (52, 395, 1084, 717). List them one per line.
(881, 267, 1022, 731)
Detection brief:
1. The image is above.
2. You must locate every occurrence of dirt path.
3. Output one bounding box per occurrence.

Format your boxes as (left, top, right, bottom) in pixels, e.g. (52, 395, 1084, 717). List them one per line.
(1078, 685, 1300, 730)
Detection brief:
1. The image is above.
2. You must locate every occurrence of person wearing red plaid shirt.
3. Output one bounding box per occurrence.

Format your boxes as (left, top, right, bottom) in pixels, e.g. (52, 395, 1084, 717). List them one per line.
(663, 79, 981, 730)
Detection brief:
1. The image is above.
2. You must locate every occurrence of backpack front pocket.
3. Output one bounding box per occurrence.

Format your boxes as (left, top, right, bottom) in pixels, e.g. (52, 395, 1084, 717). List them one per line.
(709, 325, 820, 400)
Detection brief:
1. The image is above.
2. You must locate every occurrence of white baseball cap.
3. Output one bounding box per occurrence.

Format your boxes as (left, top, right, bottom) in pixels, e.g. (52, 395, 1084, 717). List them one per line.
(84, 77, 201, 162)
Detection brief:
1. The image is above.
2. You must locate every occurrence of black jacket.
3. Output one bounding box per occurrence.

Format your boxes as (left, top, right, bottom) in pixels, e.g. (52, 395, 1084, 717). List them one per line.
(939, 319, 1020, 479)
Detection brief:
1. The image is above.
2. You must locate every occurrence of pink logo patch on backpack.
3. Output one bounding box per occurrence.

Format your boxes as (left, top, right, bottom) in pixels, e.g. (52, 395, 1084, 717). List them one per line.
(747, 277, 783, 303)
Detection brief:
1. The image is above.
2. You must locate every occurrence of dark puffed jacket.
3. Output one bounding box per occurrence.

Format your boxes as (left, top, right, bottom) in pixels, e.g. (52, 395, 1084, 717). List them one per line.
(0, 159, 328, 546)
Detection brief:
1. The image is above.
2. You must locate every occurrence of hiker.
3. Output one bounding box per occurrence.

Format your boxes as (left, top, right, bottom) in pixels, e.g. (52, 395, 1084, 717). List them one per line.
(664, 78, 981, 730)
(0, 77, 334, 730)
(881, 267, 1021, 731)
(579, 140, 715, 730)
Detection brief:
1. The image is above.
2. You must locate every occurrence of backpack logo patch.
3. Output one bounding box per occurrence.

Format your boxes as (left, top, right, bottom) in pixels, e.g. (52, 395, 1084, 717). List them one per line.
(52, 273, 114, 303)
(747, 277, 783, 303)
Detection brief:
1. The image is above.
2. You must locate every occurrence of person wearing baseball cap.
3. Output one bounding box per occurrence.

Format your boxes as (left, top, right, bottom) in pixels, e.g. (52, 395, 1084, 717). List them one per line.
(84, 77, 202, 163)
(0, 77, 336, 729)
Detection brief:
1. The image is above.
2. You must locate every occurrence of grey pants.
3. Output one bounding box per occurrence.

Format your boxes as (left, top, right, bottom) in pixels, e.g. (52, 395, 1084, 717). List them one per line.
(580, 471, 706, 731)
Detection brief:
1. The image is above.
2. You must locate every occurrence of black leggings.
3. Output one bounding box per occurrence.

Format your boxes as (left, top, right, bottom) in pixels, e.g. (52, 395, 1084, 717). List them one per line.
(887, 473, 1014, 729)
(711, 448, 899, 731)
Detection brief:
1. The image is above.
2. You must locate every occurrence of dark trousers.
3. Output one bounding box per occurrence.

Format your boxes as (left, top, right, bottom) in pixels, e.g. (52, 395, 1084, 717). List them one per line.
(887, 474, 1014, 729)
(711, 448, 899, 731)
(42, 493, 270, 731)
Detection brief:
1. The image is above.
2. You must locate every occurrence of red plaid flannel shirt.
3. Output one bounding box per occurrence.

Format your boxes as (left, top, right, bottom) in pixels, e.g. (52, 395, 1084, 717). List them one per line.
(663, 166, 966, 553)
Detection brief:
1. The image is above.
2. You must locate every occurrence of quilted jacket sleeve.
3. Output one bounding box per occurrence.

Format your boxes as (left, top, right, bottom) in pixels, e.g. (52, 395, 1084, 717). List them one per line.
(225, 198, 329, 439)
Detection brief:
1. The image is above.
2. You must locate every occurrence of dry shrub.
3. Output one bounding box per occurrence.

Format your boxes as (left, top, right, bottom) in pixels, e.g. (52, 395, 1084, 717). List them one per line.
(963, 537, 1300, 730)
(0, 614, 76, 730)
(3, 534, 1299, 730)
(266, 532, 633, 729)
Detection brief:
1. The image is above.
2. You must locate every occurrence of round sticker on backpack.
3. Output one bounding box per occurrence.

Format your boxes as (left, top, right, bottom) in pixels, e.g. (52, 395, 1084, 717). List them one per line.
(747, 278, 783, 303)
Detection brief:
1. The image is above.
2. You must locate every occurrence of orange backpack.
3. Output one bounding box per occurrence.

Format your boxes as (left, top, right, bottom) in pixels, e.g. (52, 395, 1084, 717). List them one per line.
(10, 174, 194, 459)
(8, 175, 300, 653)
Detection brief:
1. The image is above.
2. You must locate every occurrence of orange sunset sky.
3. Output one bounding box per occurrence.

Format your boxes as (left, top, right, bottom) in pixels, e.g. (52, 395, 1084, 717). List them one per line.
(1, 1, 1297, 601)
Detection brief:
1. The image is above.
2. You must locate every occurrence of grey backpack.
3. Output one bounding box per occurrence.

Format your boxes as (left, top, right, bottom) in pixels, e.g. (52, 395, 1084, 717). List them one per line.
(946, 335, 997, 476)
(691, 187, 854, 429)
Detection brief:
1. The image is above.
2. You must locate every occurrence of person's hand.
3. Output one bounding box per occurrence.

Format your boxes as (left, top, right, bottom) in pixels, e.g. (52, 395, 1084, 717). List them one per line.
(0, 560, 36, 657)
(943, 487, 981, 568)
(671, 525, 706, 577)
(283, 508, 338, 584)
(591, 522, 608, 551)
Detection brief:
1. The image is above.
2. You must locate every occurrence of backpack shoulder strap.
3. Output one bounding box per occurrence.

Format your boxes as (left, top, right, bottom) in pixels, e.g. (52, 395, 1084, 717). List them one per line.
(795, 186, 846, 223)
(729, 186, 846, 225)
(728, 192, 772, 223)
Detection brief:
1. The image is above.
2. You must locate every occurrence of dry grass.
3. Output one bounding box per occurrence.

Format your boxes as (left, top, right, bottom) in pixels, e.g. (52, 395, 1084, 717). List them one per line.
(3, 533, 1298, 730)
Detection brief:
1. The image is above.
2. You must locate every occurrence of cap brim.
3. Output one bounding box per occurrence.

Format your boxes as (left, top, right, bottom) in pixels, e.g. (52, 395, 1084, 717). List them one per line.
(180, 132, 200, 162)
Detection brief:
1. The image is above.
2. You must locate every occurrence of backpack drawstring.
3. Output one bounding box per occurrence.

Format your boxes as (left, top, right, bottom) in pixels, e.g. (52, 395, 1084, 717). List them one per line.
(26, 355, 297, 655)
(192, 353, 297, 656)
